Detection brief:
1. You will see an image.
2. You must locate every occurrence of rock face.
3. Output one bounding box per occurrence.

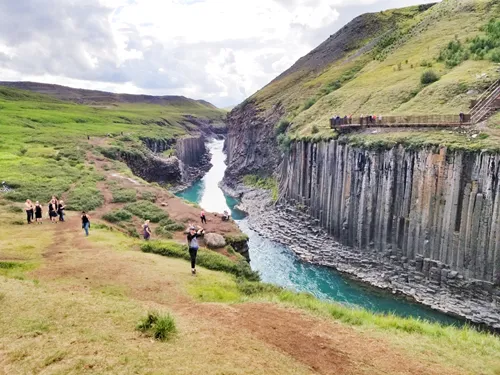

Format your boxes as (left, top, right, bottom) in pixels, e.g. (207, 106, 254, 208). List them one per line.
(224, 101, 283, 183)
(235, 187, 500, 328)
(204, 233, 227, 249)
(282, 141, 500, 285)
(138, 135, 211, 187)
(121, 151, 182, 185)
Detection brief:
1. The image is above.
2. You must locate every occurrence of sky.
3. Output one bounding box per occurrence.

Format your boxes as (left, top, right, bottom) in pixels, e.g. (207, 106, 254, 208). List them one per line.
(0, 0, 436, 107)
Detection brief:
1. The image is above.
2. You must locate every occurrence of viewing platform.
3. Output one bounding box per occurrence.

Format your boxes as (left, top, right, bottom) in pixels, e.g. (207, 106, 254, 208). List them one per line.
(330, 114, 472, 133)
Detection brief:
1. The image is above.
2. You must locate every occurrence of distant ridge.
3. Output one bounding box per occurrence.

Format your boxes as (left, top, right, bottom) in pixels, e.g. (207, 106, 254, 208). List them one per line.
(0, 81, 218, 108)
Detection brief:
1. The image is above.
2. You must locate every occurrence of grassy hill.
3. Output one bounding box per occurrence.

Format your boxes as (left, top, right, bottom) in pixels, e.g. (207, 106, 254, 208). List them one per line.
(0, 81, 218, 108)
(244, 0, 500, 143)
(0, 85, 225, 204)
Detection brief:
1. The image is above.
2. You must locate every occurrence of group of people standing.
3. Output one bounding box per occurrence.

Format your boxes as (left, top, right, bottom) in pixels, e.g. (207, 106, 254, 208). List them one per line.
(24, 196, 65, 224)
(330, 114, 384, 127)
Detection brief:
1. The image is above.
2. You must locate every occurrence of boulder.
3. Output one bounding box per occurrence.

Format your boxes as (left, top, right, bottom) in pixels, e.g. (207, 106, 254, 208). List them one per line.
(204, 233, 226, 249)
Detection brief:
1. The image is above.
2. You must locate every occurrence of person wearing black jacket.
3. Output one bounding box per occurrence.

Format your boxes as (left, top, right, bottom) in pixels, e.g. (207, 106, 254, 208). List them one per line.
(187, 226, 204, 275)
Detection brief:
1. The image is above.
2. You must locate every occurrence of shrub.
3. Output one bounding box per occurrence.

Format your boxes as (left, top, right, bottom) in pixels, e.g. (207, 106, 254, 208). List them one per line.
(66, 185, 104, 212)
(141, 241, 260, 281)
(125, 201, 168, 223)
(102, 209, 132, 223)
(140, 191, 157, 202)
(136, 311, 177, 342)
(303, 98, 316, 110)
(311, 125, 319, 134)
(277, 133, 292, 152)
(7, 205, 23, 213)
(274, 119, 290, 136)
(111, 188, 137, 203)
(421, 70, 439, 85)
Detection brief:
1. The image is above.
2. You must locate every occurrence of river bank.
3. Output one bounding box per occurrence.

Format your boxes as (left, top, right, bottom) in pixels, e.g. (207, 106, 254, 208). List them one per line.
(220, 182, 500, 330)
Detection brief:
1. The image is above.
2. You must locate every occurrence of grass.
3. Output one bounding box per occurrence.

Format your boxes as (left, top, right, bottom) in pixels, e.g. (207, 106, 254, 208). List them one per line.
(141, 240, 260, 281)
(242, 175, 278, 202)
(136, 311, 177, 342)
(124, 201, 169, 223)
(111, 188, 137, 203)
(186, 275, 500, 375)
(102, 209, 133, 223)
(246, 0, 500, 147)
(0, 85, 223, 206)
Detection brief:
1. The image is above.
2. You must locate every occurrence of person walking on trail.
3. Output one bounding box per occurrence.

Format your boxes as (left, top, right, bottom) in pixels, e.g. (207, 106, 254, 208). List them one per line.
(142, 220, 152, 240)
(81, 211, 90, 236)
(200, 210, 207, 224)
(25, 199, 34, 224)
(58, 200, 66, 222)
(34, 201, 43, 224)
(187, 226, 205, 275)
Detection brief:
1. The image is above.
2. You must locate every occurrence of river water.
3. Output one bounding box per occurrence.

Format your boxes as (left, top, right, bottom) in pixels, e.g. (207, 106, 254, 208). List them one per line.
(177, 139, 461, 325)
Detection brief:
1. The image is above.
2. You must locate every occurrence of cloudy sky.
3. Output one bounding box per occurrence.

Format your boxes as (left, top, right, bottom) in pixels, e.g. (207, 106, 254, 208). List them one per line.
(0, 0, 435, 107)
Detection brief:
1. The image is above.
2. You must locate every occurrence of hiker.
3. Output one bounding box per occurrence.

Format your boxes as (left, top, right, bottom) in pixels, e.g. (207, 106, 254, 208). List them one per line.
(81, 211, 90, 236)
(379, 114, 383, 125)
(200, 210, 207, 224)
(142, 220, 152, 240)
(187, 226, 205, 275)
(459, 112, 465, 123)
(34, 201, 43, 224)
(360, 114, 364, 126)
(343, 115, 348, 125)
(58, 200, 65, 222)
(87, 135, 90, 140)
(48, 198, 58, 223)
(25, 199, 34, 224)
(222, 210, 230, 222)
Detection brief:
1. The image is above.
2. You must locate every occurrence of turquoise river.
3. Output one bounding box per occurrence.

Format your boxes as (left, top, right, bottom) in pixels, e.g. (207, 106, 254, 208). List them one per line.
(177, 139, 462, 326)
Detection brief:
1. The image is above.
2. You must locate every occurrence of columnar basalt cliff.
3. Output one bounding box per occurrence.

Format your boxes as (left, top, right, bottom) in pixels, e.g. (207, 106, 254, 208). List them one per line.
(280, 141, 500, 290)
(224, 101, 282, 182)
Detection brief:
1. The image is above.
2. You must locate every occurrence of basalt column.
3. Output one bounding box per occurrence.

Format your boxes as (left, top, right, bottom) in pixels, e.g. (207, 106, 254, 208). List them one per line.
(281, 140, 500, 285)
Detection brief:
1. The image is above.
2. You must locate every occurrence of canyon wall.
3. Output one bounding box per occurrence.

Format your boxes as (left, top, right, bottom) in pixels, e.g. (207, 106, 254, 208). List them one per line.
(225, 101, 282, 182)
(281, 140, 500, 286)
(176, 136, 208, 166)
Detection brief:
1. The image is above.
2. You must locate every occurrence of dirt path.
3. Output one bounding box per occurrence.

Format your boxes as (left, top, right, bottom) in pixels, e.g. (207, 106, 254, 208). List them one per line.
(31, 215, 460, 375)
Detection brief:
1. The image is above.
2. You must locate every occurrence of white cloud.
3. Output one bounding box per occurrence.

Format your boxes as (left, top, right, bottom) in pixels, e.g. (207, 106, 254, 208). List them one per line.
(0, 0, 437, 107)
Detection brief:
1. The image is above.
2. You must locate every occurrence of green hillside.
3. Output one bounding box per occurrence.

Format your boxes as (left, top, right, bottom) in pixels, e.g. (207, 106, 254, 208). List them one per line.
(0, 86, 224, 204)
(246, 0, 500, 142)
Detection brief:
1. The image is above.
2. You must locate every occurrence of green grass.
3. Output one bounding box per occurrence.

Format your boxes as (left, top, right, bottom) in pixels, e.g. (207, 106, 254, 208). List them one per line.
(136, 311, 177, 342)
(242, 175, 278, 202)
(124, 201, 169, 223)
(245, 0, 500, 146)
(102, 209, 133, 223)
(185, 274, 500, 374)
(0, 86, 224, 205)
(111, 188, 137, 203)
(141, 241, 260, 281)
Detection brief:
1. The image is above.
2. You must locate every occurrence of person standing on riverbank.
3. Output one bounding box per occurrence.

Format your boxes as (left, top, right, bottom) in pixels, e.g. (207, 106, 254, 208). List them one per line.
(187, 226, 204, 275)
(200, 210, 207, 224)
(81, 212, 90, 236)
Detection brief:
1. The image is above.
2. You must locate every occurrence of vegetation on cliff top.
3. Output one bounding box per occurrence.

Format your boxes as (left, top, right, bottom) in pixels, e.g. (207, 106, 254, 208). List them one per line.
(241, 0, 500, 149)
(0, 86, 224, 205)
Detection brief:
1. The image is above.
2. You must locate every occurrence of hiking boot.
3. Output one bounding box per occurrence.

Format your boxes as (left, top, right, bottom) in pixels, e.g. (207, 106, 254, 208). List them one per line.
(191, 269, 196, 276)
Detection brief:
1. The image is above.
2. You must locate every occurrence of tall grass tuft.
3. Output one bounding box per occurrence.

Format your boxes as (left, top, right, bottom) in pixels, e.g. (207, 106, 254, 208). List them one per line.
(136, 311, 177, 342)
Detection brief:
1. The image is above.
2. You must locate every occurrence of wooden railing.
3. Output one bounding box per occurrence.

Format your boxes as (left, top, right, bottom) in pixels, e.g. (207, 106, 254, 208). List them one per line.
(330, 114, 471, 130)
